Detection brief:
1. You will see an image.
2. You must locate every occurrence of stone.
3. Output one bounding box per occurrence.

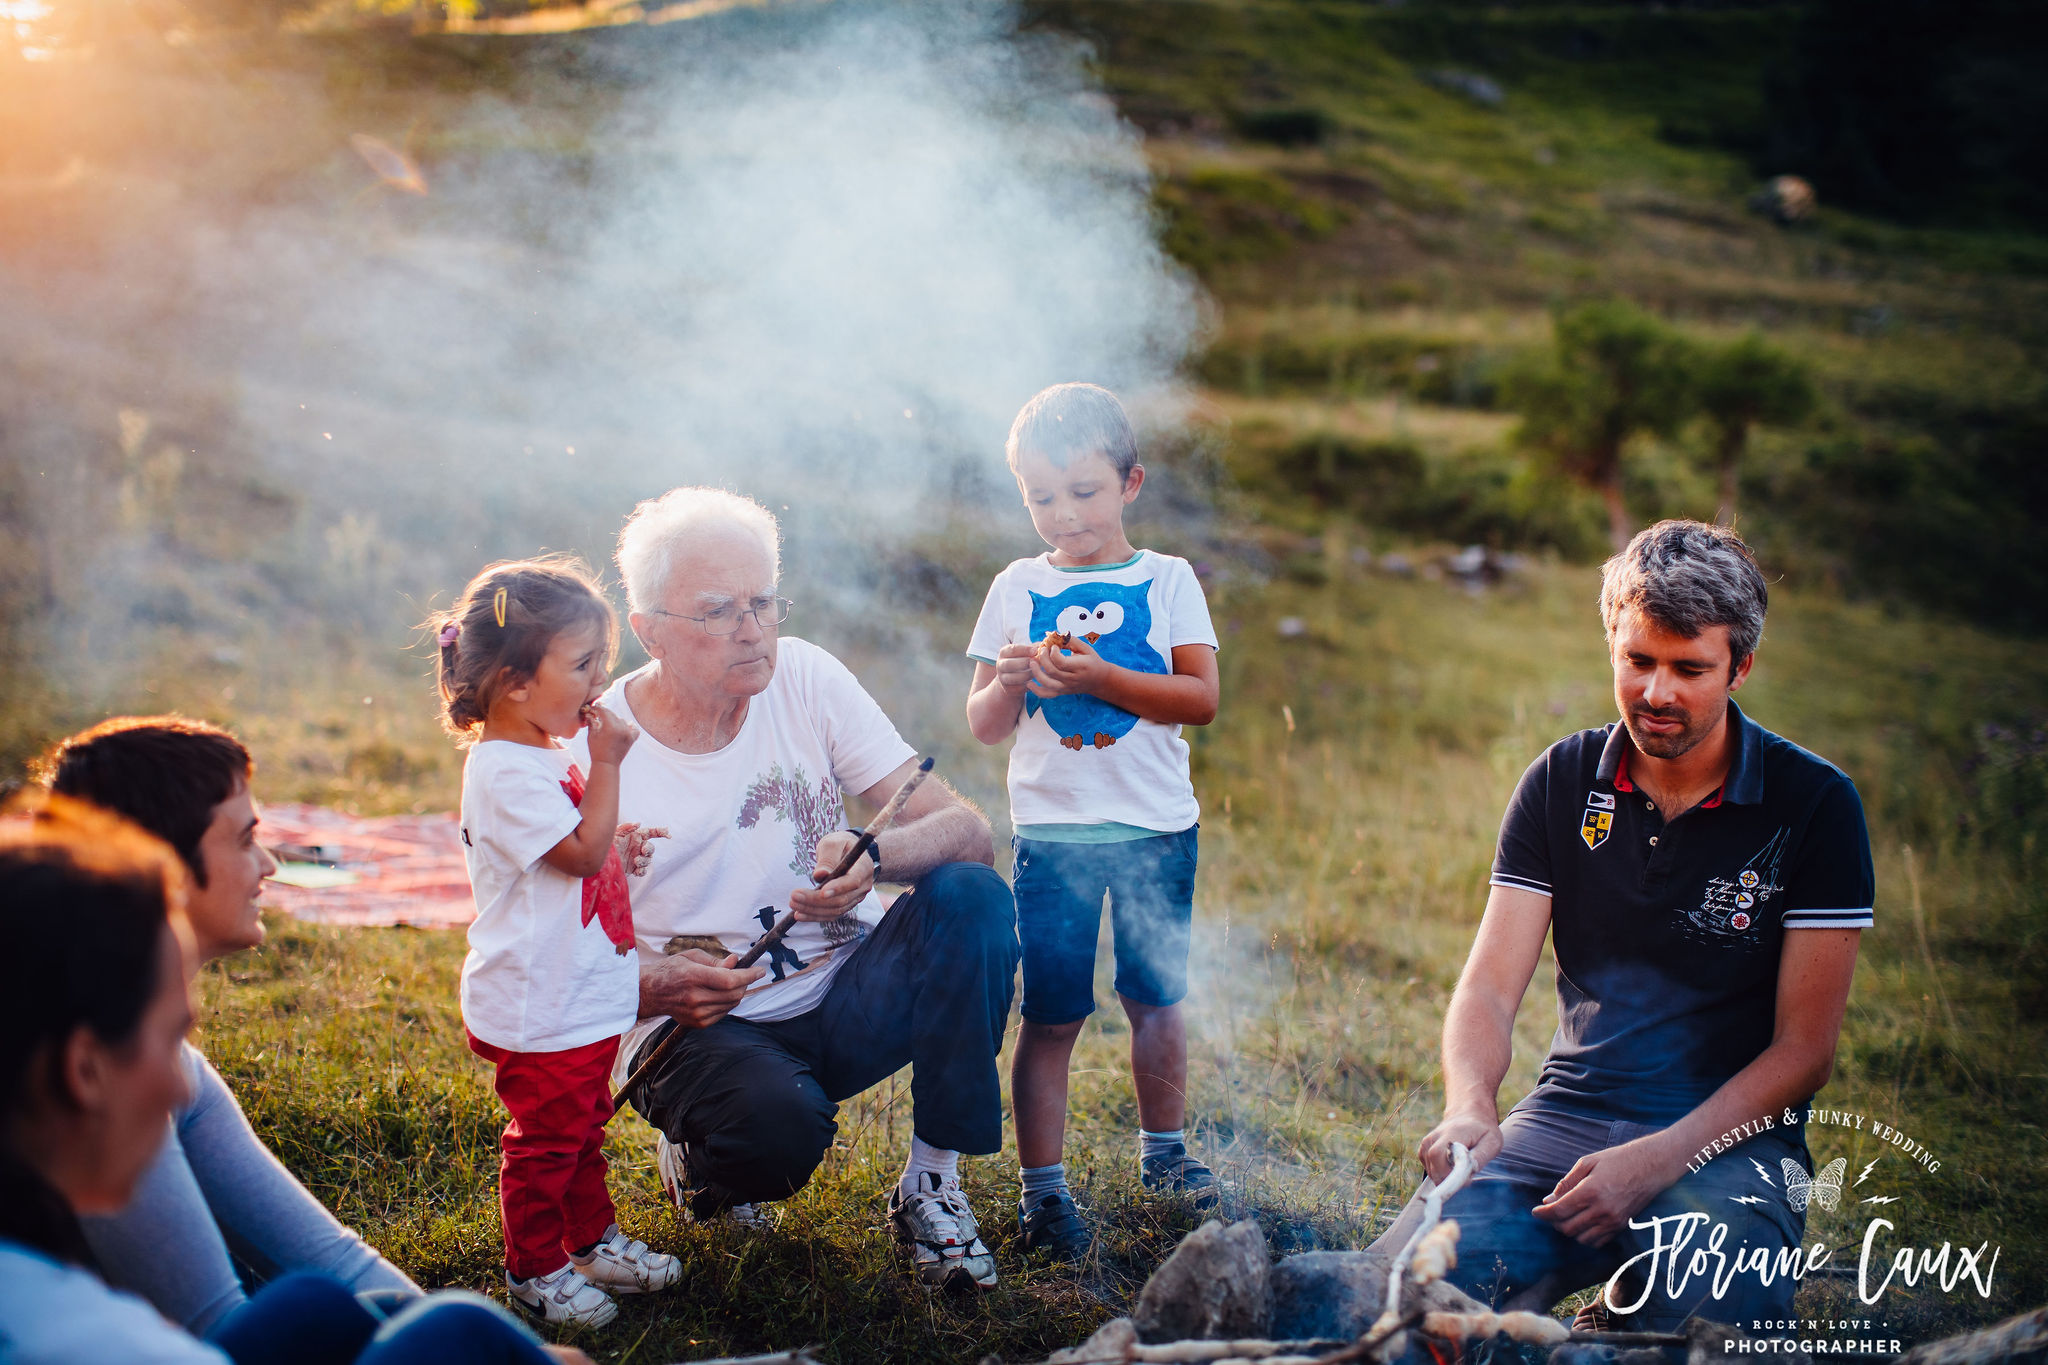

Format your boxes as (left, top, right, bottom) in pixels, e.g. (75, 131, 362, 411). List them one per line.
(1131, 1219, 1272, 1343)
(1267, 1250, 1487, 1341)
(1046, 1317, 1137, 1365)
(1426, 69, 1505, 108)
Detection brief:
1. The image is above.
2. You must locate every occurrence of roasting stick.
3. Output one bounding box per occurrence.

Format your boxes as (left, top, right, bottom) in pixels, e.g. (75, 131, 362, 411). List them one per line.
(1385, 1140, 1473, 1320)
(607, 756, 936, 1116)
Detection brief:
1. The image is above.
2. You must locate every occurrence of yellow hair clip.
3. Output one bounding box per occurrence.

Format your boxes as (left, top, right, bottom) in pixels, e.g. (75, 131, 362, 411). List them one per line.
(492, 587, 508, 629)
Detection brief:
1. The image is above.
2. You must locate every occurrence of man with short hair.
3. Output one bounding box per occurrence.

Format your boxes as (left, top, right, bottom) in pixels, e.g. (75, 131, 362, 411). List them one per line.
(1374, 520, 1874, 1333)
(581, 486, 1020, 1292)
(43, 715, 422, 1334)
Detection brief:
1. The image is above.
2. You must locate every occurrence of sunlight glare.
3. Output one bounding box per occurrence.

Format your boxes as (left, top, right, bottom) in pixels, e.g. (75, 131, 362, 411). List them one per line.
(3, 0, 55, 57)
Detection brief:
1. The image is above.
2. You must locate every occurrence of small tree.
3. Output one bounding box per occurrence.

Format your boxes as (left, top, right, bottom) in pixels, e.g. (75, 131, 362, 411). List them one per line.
(1696, 333, 1814, 524)
(1507, 300, 1697, 551)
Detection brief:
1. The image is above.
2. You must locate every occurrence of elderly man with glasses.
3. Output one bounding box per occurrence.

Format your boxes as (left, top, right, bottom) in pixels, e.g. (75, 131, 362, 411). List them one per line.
(575, 487, 1017, 1293)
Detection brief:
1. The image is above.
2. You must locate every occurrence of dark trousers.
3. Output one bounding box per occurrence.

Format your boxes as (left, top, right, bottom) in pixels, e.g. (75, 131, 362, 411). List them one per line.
(208, 1273, 555, 1365)
(624, 862, 1019, 1206)
(1371, 1103, 1806, 1333)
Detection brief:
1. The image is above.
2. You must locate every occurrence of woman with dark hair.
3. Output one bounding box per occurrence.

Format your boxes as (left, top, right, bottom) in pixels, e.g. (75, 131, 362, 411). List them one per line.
(0, 799, 588, 1365)
(41, 715, 422, 1333)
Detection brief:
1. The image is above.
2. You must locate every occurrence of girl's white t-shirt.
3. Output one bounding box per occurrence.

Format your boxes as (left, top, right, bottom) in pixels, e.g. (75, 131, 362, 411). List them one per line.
(457, 740, 640, 1053)
(966, 549, 1218, 832)
(574, 638, 916, 1073)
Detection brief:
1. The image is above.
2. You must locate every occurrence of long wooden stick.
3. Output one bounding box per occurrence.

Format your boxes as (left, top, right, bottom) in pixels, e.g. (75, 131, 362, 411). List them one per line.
(608, 756, 935, 1116)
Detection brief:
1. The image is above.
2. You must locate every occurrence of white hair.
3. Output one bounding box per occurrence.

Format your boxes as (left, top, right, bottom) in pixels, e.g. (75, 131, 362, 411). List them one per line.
(615, 486, 782, 613)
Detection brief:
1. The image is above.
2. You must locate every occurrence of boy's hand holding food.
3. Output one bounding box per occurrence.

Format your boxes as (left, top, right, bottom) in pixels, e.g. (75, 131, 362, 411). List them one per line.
(1028, 632, 1111, 697)
(994, 641, 1038, 696)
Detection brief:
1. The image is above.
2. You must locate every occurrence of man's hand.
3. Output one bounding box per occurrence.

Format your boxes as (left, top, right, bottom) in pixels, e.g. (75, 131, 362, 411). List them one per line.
(1533, 1137, 1677, 1246)
(615, 822, 668, 876)
(994, 642, 1037, 697)
(1419, 1111, 1504, 1182)
(1029, 634, 1112, 698)
(544, 1348, 596, 1365)
(788, 829, 876, 921)
(640, 949, 763, 1029)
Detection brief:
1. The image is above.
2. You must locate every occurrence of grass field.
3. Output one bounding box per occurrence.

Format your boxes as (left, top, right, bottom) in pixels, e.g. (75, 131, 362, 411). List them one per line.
(164, 558, 2048, 1364)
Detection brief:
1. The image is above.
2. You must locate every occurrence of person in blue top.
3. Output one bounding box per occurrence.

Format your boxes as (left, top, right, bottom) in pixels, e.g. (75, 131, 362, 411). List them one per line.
(0, 797, 589, 1365)
(1373, 520, 1875, 1336)
(42, 716, 422, 1335)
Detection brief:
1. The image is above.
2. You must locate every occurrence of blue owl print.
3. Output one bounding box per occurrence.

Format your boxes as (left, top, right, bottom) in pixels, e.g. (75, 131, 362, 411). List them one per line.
(1026, 580, 1167, 751)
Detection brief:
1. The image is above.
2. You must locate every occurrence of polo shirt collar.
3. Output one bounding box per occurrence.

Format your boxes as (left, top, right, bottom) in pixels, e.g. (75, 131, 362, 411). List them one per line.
(1596, 700, 1764, 807)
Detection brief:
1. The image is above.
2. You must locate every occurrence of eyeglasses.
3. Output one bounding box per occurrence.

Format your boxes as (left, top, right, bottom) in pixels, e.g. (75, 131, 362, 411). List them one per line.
(648, 596, 793, 636)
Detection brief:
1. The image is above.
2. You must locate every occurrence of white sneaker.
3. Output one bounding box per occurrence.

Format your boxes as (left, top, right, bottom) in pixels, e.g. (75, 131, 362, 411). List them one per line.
(887, 1171, 997, 1290)
(657, 1134, 773, 1228)
(505, 1263, 617, 1328)
(571, 1223, 682, 1293)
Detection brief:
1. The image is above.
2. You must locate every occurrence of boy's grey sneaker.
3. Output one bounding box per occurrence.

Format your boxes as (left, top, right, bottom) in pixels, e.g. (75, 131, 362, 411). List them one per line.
(1141, 1143, 1220, 1209)
(887, 1172, 998, 1290)
(657, 1134, 773, 1229)
(1018, 1188, 1092, 1262)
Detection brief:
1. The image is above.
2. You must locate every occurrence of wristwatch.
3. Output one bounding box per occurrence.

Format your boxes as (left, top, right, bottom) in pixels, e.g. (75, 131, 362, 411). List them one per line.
(847, 828, 883, 869)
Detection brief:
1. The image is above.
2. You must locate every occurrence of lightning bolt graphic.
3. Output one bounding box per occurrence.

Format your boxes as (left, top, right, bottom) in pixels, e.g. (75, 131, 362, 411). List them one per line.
(1856, 1159, 1881, 1187)
(1750, 1158, 1776, 1187)
(1730, 1195, 1767, 1206)
(1861, 1195, 1901, 1205)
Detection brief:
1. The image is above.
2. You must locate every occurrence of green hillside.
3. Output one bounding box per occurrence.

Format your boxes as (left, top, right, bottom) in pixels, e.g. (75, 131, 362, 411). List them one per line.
(1033, 0, 2048, 627)
(3, 4, 2046, 1362)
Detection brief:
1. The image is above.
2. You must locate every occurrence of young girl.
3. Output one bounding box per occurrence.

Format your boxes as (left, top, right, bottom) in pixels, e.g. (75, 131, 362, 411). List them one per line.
(434, 556, 680, 1329)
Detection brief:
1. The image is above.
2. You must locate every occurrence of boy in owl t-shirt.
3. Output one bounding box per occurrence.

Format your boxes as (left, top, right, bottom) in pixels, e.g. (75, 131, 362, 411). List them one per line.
(965, 382, 1222, 1260)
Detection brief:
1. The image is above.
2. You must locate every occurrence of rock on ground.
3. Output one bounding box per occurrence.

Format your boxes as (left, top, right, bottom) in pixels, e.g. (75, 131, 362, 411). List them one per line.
(1267, 1250, 1487, 1340)
(1132, 1219, 1273, 1343)
(1046, 1318, 1138, 1365)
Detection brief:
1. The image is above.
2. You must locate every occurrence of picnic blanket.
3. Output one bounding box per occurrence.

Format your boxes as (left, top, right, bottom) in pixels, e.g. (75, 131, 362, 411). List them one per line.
(259, 803, 474, 928)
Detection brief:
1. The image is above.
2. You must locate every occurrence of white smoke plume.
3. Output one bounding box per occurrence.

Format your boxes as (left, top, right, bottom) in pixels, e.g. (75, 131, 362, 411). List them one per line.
(0, 0, 1206, 771)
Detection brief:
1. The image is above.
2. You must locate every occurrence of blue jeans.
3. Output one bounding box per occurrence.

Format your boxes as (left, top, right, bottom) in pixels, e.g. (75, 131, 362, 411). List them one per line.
(1012, 828, 1198, 1024)
(207, 1273, 554, 1365)
(622, 862, 1018, 1210)
(1369, 1103, 1807, 1333)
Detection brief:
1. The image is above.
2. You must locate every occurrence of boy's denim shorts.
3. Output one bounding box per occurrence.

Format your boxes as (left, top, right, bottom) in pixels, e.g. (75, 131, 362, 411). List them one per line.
(1011, 827, 1198, 1025)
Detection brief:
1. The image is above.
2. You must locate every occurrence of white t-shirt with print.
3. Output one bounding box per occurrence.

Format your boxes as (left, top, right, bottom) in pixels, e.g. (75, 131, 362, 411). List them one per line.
(457, 740, 640, 1054)
(966, 549, 1218, 832)
(575, 638, 917, 1074)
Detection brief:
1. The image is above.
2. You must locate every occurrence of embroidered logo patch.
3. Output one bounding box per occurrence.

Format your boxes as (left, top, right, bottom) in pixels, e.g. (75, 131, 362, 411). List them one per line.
(1681, 827, 1789, 946)
(1581, 790, 1616, 850)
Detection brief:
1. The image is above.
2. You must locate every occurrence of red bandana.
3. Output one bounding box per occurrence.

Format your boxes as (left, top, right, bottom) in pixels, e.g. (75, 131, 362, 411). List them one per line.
(560, 765, 635, 956)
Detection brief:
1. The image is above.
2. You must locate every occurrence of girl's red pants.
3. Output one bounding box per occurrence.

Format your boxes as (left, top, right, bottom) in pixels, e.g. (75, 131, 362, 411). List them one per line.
(467, 1031, 620, 1279)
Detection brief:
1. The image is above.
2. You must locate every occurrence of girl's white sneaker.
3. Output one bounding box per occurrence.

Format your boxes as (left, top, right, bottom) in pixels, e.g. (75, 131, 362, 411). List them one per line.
(571, 1224, 683, 1293)
(506, 1263, 618, 1328)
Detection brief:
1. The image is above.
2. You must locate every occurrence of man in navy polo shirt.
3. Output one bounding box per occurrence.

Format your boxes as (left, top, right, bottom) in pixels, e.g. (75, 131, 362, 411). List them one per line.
(1373, 520, 1874, 1334)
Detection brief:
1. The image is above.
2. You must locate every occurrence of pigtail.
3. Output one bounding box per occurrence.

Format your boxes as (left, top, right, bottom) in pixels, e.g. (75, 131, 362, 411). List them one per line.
(432, 612, 486, 739)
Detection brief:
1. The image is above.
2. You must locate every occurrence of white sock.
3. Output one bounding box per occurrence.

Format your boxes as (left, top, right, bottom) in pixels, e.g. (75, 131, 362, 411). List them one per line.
(1140, 1128, 1186, 1161)
(1019, 1162, 1069, 1204)
(899, 1134, 959, 1194)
